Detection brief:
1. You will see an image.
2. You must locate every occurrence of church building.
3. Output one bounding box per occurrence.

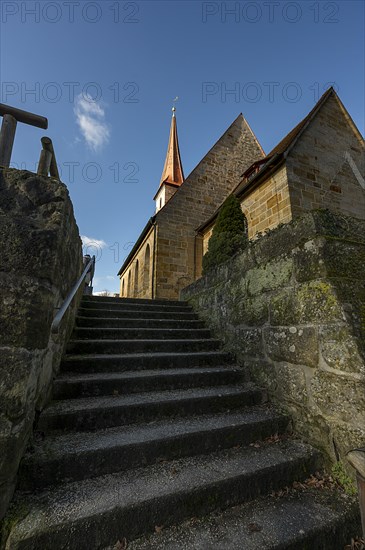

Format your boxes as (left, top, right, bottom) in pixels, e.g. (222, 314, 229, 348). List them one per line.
(118, 88, 365, 300)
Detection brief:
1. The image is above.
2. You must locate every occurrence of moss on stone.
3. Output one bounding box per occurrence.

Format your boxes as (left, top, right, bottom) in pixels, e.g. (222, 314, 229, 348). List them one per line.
(246, 258, 293, 297)
(0, 501, 30, 547)
(184, 210, 365, 467)
(331, 462, 357, 496)
(297, 281, 342, 323)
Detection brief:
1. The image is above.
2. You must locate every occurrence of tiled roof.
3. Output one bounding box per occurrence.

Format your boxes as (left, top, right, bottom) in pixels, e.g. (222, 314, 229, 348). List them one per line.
(264, 87, 334, 159)
(197, 87, 336, 234)
(159, 111, 184, 187)
(243, 87, 335, 178)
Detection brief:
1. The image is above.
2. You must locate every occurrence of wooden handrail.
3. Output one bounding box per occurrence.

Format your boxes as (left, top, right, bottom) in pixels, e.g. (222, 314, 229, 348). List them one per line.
(0, 103, 48, 129)
(0, 103, 48, 168)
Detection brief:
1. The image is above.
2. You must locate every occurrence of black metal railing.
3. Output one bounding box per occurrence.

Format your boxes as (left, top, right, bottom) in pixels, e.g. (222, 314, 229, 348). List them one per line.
(347, 447, 365, 538)
(51, 255, 95, 334)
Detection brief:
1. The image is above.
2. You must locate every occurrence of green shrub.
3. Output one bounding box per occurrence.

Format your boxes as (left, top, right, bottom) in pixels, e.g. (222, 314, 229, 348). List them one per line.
(202, 195, 248, 275)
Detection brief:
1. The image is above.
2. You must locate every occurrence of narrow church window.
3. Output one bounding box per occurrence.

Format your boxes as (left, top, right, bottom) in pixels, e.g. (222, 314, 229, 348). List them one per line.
(144, 245, 151, 294)
(159, 198, 162, 209)
(134, 260, 139, 298)
(127, 271, 131, 297)
(121, 278, 125, 297)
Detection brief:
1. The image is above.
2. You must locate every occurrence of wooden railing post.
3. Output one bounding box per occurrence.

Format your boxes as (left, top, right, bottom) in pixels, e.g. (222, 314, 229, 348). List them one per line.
(37, 147, 52, 177)
(37, 137, 59, 179)
(0, 115, 17, 167)
(0, 103, 48, 169)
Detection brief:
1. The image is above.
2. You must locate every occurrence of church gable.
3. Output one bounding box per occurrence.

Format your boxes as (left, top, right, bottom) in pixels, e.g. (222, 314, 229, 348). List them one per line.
(153, 114, 265, 298)
(286, 90, 365, 219)
(197, 89, 364, 248)
(118, 89, 364, 300)
(156, 114, 264, 223)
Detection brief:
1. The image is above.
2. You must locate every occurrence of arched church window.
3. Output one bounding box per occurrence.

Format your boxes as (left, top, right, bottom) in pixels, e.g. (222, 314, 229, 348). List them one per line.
(143, 245, 151, 294)
(134, 260, 139, 298)
(127, 271, 131, 297)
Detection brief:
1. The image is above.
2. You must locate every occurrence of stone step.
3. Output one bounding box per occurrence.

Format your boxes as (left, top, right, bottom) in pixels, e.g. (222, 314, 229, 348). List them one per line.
(128, 490, 360, 550)
(77, 307, 199, 320)
(19, 409, 289, 490)
(61, 351, 234, 373)
(53, 366, 245, 399)
(37, 385, 264, 432)
(66, 338, 221, 355)
(6, 441, 319, 550)
(82, 296, 184, 307)
(80, 301, 192, 312)
(75, 316, 205, 329)
(73, 327, 212, 340)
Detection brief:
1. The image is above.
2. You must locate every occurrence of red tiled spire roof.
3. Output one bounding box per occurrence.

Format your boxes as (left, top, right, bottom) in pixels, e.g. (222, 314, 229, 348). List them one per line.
(160, 108, 184, 186)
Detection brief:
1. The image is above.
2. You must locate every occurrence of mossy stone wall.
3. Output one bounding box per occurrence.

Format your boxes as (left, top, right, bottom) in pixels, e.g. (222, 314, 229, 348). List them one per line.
(0, 169, 83, 519)
(182, 210, 365, 468)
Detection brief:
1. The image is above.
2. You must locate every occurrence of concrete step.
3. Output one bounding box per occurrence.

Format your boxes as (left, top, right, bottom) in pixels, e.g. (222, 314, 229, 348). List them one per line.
(73, 327, 212, 340)
(6, 441, 319, 550)
(128, 490, 360, 550)
(61, 351, 234, 373)
(82, 296, 184, 307)
(77, 307, 199, 320)
(37, 385, 264, 432)
(53, 366, 245, 399)
(19, 409, 289, 490)
(75, 316, 205, 329)
(67, 338, 221, 355)
(80, 301, 192, 312)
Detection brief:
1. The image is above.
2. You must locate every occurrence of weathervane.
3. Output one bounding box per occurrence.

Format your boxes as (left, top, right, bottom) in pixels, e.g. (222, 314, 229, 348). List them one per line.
(172, 96, 179, 116)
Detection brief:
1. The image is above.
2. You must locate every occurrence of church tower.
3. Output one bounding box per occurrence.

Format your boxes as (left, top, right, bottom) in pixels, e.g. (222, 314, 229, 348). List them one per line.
(154, 106, 184, 212)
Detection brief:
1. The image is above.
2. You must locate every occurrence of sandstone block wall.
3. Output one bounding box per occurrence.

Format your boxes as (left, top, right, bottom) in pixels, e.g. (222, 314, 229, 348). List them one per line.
(202, 163, 292, 254)
(0, 169, 83, 519)
(201, 93, 364, 263)
(155, 115, 265, 299)
(182, 210, 365, 469)
(240, 163, 292, 239)
(287, 93, 365, 220)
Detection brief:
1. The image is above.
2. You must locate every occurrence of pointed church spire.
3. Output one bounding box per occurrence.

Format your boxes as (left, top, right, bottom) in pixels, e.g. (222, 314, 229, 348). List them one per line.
(160, 105, 184, 186)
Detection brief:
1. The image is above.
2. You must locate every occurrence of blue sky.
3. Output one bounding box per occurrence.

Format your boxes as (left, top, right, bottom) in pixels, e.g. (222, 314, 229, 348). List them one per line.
(1, 0, 364, 293)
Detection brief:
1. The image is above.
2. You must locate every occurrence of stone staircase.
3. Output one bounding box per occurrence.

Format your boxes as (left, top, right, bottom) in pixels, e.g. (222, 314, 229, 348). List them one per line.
(2, 296, 360, 549)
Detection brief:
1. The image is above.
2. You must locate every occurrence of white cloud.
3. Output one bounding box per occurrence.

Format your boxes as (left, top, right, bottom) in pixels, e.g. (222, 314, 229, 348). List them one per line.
(74, 94, 110, 151)
(81, 235, 108, 249)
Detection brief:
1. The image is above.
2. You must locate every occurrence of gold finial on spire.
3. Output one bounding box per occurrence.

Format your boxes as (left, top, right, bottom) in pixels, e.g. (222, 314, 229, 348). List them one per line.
(172, 96, 178, 116)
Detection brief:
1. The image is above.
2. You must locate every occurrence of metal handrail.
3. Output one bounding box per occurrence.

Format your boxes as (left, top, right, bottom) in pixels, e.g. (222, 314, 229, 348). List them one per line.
(347, 447, 365, 538)
(51, 255, 95, 334)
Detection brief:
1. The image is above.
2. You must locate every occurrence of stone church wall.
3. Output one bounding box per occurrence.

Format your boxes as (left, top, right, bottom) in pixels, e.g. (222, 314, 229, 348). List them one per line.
(201, 95, 364, 258)
(240, 164, 292, 239)
(202, 163, 292, 254)
(0, 169, 83, 519)
(155, 116, 265, 299)
(182, 210, 365, 469)
(119, 226, 155, 299)
(286, 93, 365, 220)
